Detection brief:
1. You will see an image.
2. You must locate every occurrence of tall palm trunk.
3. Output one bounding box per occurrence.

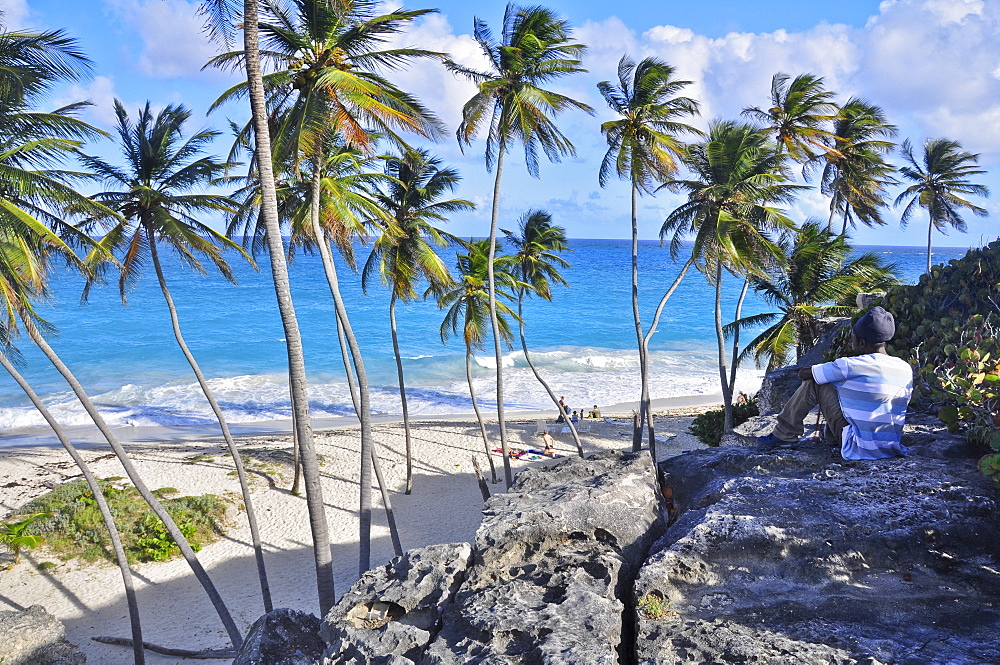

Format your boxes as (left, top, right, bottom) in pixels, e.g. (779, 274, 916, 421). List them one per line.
(926, 216, 934, 273)
(466, 347, 497, 483)
(639, 256, 694, 465)
(335, 309, 403, 558)
(713, 262, 734, 431)
(388, 294, 414, 494)
(487, 138, 513, 488)
(0, 352, 145, 665)
(24, 321, 242, 648)
(516, 294, 583, 457)
(147, 231, 272, 613)
(307, 157, 373, 575)
(727, 279, 749, 398)
(630, 181, 648, 452)
(243, 0, 335, 614)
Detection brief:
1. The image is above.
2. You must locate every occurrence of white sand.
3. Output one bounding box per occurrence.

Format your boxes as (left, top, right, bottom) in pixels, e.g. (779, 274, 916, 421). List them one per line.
(0, 410, 709, 664)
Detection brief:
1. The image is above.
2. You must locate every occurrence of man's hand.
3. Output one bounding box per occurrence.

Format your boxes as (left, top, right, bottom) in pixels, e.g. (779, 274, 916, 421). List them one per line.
(798, 366, 814, 381)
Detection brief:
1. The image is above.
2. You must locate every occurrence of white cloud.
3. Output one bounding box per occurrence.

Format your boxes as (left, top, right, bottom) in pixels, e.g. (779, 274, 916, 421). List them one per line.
(922, 0, 984, 24)
(105, 0, 220, 79)
(384, 13, 483, 139)
(860, 0, 1000, 155)
(54, 75, 122, 127)
(0, 0, 29, 27)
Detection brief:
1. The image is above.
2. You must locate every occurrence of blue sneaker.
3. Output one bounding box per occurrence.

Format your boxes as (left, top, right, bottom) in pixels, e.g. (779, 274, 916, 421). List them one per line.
(756, 433, 787, 446)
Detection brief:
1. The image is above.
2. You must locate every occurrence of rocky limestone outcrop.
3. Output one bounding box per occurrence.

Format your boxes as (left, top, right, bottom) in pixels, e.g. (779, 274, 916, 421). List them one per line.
(244, 415, 998, 665)
(320, 543, 473, 663)
(0, 604, 86, 665)
(635, 415, 1000, 664)
(232, 608, 324, 665)
(233, 608, 325, 665)
(321, 450, 664, 664)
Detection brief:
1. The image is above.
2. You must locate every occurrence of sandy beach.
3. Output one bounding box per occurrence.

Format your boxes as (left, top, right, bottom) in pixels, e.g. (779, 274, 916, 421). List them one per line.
(0, 406, 710, 664)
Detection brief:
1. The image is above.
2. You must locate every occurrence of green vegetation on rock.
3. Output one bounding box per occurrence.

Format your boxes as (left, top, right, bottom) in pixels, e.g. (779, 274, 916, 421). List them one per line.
(689, 396, 760, 446)
(13, 479, 230, 564)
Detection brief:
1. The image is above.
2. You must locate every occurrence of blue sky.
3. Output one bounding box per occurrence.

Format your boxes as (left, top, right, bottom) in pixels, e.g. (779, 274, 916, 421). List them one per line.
(3, 0, 998, 247)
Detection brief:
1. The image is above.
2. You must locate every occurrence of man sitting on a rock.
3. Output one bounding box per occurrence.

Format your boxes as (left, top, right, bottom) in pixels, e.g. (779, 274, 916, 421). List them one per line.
(758, 306, 913, 460)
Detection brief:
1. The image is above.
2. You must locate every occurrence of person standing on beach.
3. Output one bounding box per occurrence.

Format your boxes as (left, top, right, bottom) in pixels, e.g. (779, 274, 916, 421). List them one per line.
(557, 396, 569, 423)
(758, 307, 912, 460)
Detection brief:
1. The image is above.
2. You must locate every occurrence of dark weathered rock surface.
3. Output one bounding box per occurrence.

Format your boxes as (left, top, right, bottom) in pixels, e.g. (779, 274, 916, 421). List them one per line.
(423, 451, 664, 665)
(319, 450, 664, 665)
(232, 608, 324, 665)
(320, 543, 473, 664)
(0, 604, 85, 665)
(635, 415, 1000, 664)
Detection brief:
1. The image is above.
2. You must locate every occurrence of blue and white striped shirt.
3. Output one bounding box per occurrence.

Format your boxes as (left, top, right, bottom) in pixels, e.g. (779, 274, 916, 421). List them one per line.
(812, 353, 913, 461)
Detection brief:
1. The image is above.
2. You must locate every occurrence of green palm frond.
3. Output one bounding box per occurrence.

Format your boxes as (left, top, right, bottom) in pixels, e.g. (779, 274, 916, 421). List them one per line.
(75, 99, 251, 303)
(448, 3, 593, 177)
(598, 55, 701, 192)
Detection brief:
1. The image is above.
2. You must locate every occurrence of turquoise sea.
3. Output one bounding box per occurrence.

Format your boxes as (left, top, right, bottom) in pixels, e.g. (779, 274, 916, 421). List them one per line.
(0, 240, 970, 444)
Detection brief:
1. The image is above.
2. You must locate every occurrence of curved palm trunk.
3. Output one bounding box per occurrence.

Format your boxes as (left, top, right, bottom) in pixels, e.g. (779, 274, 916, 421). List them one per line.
(630, 181, 648, 453)
(389, 295, 414, 494)
(640, 256, 694, 465)
(487, 141, 513, 488)
(243, 0, 335, 614)
(516, 295, 582, 457)
(466, 347, 497, 483)
(926, 216, 934, 274)
(335, 309, 403, 558)
(306, 158, 373, 574)
(727, 280, 750, 398)
(713, 263, 734, 432)
(147, 232, 272, 613)
(25, 322, 242, 648)
(0, 353, 145, 665)
(290, 407, 301, 495)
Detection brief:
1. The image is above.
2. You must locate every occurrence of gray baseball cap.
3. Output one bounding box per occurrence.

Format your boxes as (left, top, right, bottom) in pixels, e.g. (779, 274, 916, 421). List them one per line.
(853, 306, 895, 344)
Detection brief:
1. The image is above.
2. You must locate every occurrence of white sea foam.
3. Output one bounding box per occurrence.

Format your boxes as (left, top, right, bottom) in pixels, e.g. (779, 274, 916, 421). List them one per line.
(0, 345, 764, 439)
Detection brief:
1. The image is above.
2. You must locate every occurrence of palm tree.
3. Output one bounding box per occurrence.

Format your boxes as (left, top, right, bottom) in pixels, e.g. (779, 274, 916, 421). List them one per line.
(742, 72, 837, 164)
(820, 98, 897, 233)
(729, 221, 898, 370)
(0, 22, 145, 661)
(437, 239, 522, 484)
(363, 149, 471, 494)
(501, 209, 583, 457)
(76, 99, 274, 613)
(229, 139, 409, 570)
(662, 121, 800, 432)
(894, 138, 990, 273)
(446, 3, 592, 487)
(597, 55, 700, 451)
(211, 0, 443, 575)
(199, 0, 336, 614)
(0, 350, 145, 663)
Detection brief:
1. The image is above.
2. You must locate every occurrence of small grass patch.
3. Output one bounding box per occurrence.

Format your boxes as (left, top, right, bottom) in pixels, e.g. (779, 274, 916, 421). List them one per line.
(185, 454, 214, 465)
(12, 479, 230, 564)
(638, 592, 676, 621)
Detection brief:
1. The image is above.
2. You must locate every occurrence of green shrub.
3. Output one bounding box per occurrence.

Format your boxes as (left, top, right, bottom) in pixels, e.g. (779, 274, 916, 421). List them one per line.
(12, 479, 229, 564)
(689, 395, 760, 446)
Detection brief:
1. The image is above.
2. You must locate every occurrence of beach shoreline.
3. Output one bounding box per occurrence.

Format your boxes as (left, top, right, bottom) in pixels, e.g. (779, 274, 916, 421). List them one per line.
(0, 406, 714, 664)
(0, 393, 725, 449)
